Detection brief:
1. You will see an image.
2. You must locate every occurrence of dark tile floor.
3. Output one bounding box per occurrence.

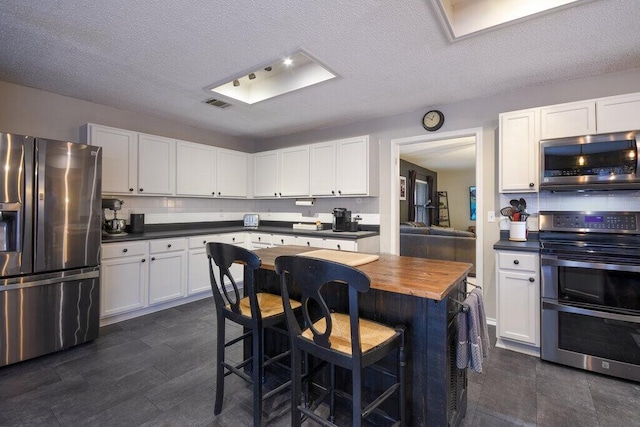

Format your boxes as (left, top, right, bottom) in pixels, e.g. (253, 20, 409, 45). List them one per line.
(1, 297, 639, 426)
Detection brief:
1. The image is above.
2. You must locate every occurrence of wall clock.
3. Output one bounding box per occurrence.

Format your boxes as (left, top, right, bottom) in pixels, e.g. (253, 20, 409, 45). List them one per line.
(422, 110, 444, 131)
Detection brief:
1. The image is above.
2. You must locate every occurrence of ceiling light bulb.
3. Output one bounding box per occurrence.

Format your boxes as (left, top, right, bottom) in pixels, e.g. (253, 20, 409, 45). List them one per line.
(283, 58, 293, 66)
(629, 150, 636, 159)
(233, 80, 239, 87)
(578, 155, 585, 166)
(248, 73, 256, 80)
(264, 67, 272, 72)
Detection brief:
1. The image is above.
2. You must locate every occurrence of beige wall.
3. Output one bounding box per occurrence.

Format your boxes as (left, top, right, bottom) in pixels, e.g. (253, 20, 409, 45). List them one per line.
(438, 168, 476, 231)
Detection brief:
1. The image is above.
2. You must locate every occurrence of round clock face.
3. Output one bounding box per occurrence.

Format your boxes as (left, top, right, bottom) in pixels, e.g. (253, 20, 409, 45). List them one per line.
(422, 110, 444, 131)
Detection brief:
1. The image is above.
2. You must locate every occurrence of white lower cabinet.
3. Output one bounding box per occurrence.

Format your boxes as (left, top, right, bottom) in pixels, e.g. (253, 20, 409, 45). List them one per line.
(187, 233, 245, 296)
(495, 250, 540, 356)
(323, 238, 357, 251)
(148, 238, 187, 305)
(101, 241, 148, 317)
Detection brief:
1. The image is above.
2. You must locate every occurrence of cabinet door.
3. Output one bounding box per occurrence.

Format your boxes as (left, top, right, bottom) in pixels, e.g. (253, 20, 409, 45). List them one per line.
(310, 141, 337, 196)
(596, 92, 640, 133)
(540, 101, 596, 139)
(187, 249, 212, 295)
(279, 146, 310, 197)
(499, 109, 539, 193)
(101, 256, 147, 317)
(336, 136, 369, 196)
(88, 124, 137, 195)
(176, 140, 216, 196)
(138, 133, 175, 195)
(272, 234, 297, 246)
(253, 151, 279, 197)
(217, 149, 248, 198)
(297, 236, 324, 248)
(149, 251, 186, 305)
(497, 270, 539, 346)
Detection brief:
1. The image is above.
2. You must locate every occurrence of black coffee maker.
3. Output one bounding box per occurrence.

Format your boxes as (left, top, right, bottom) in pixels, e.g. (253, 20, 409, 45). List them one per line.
(332, 208, 351, 232)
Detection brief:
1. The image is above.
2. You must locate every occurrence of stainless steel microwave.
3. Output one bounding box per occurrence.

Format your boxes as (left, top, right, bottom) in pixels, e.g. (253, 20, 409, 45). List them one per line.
(540, 130, 640, 191)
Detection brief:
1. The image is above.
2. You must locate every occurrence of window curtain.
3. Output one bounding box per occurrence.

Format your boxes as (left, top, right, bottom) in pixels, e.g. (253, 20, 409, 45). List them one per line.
(427, 176, 435, 226)
(408, 170, 417, 221)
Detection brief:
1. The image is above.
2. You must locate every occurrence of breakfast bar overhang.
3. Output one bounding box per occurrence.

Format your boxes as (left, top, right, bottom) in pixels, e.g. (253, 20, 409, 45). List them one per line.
(252, 245, 473, 426)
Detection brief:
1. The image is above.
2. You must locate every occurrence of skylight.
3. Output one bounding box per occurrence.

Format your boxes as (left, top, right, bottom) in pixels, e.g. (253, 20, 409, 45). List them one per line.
(206, 51, 337, 105)
(432, 0, 590, 40)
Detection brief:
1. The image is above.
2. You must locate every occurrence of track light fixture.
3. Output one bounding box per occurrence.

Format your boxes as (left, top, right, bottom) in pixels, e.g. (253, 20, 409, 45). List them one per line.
(233, 79, 239, 87)
(248, 73, 256, 80)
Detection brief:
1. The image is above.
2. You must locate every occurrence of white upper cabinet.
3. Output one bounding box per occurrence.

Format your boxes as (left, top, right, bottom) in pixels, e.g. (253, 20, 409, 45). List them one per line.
(540, 101, 596, 140)
(253, 150, 280, 197)
(137, 133, 175, 195)
(336, 136, 369, 196)
(310, 135, 371, 197)
(216, 148, 248, 198)
(309, 141, 337, 196)
(176, 140, 216, 196)
(279, 146, 310, 197)
(499, 109, 539, 193)
(86, 124, 138, 195)
(596, 92, 640, 133)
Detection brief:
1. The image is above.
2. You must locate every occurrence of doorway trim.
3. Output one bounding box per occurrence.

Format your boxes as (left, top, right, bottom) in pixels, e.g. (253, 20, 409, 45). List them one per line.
(390, 127, 484, 288)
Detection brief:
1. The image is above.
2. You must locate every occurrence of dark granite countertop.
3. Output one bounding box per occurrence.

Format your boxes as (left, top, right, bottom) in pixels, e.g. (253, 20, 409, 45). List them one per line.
(102, 221, 379, 243)
(493, 230, 540, 252)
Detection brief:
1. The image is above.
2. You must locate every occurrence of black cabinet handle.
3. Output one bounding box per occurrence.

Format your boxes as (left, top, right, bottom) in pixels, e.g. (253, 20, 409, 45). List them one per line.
(212, 191, 215, 195)
(306, 241, 310, 246)
(167, 244, 172, 248)
(122, 248, 128, 253)
(337, 244, 341, 250)
(232, 237, 235, 242)
(129, 188, 134, 192)
(218, 192, 221, 196)
(281, 239, 284, 244)
(513, 260, 519, 265)
(338, 190, 342, 195)
(529, 183, 534, 188)
(278, 192, 282, 196)
(258, 237, 261, 241)
(141, 259, 146, 263)
(151, 257, 156, 261)
(139, 188, 144, 192)
(331, 190, 335, 195)
(203, 240, 206, 244)
(529, 277, 535, 282)
(274, 192, 277, 196)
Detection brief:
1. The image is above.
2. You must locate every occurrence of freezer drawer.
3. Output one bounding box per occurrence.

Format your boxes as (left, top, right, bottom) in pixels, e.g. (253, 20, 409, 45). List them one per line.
(0, 268, 100, 367)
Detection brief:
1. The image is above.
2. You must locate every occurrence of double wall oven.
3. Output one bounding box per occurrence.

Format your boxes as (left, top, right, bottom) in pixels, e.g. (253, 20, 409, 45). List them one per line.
(540, 211, 640, 382)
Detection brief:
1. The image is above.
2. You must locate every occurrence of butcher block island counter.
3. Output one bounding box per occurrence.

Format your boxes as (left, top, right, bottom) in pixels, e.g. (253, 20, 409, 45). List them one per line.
(253, 245, 472, 426)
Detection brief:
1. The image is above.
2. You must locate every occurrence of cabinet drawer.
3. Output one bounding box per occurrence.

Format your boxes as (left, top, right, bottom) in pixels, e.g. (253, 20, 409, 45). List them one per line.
(297, 236, 324, 248)
(102, 241, 147, 260)
(498, 251, 537, 271)
(188, 234, 219, 249)
(217, 233, 245, 245)
(150, 238, 186, 254)
(250, 233, 272, 245)
(323, 239, 357, 252)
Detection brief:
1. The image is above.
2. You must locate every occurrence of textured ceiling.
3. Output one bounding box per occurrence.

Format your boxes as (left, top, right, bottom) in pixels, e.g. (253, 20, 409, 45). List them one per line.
(1, 1, 639, 139)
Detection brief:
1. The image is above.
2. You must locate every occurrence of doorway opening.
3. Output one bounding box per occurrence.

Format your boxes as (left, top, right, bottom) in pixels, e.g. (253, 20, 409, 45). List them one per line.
(391, 128, 484, 288)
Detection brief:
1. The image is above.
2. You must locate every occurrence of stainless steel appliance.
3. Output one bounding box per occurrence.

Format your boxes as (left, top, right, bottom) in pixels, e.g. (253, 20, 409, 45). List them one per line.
(332, 207, 350, 232)
(540, 211, 640, 382)
(243, 213, 260, 229)
(540, 130, 640, 191)
(0, 133, 102, 367)
(102, 198, 126, 234)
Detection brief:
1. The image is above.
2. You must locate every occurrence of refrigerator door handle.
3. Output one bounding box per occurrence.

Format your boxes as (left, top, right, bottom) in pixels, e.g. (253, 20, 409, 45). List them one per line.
(1, 269, 100, 292)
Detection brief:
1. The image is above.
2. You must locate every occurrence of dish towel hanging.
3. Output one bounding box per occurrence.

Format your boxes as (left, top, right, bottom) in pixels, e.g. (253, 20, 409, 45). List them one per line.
(456, 288, 490, 373)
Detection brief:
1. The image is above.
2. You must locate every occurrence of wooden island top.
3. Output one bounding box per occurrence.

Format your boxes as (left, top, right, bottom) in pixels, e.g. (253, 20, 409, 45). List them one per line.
(253, 245, 472, 301)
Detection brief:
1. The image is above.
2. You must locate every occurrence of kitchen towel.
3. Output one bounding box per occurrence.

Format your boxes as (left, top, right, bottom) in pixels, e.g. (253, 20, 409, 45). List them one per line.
(456, 290, 489, 373)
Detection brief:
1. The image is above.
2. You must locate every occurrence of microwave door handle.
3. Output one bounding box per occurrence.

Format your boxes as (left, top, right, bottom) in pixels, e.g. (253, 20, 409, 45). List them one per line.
(541, 254, 640, 273)
(542, 300, 640, 325)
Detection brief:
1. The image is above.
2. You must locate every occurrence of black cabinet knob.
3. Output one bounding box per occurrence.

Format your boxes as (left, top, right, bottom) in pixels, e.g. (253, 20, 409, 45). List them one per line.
(139, 188, 144, 192)
(151, 257, 156, 261)
(218, 192, 221, 196)
(129, 188, 134, 192)
(338, 190, 342, 195)
(141, 259, 146, 263)
(337, 244, 341, 250)
(167, 244, 172, 248)
(529, 182, 534, 187)
(529, 277, 535, 282)
(513, 260, 519, 265)
(123, 248, 128, 253)
(203, 240, 206, 244)
(212, 191, 215, 195)
(331, 190, 335, 195)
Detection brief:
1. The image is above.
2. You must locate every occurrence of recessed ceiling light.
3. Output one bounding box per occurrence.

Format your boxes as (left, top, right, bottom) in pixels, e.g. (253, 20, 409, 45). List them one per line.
(206, 50, 337, 105)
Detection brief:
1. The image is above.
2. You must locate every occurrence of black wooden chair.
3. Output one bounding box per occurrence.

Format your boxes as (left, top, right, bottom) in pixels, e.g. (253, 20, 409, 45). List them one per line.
(206, 242, 301, 426)
(274, 255, 406, 427)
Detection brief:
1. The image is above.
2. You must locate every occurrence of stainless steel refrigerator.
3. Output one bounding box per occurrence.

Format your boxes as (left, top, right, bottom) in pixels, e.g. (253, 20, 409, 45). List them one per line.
(0, 133, 102, 367)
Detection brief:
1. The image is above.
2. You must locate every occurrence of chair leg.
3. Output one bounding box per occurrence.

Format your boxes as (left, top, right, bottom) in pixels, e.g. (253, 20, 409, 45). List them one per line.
(398, 330, 407, 427)
(253, 327, 263, 426)
(352, 366, 362, 427)
(214, 315, 225, 415)
(329, 363, 336, 423)
(291, 346, 303, 427)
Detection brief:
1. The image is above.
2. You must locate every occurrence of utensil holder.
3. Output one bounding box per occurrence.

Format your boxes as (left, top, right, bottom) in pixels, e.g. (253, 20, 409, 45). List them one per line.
(509, 221, 527, 241)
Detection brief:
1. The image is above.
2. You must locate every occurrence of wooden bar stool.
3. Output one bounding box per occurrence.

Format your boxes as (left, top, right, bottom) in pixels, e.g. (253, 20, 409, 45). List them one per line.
(274, 255, 406, 427)
(206, 242, 301, 426)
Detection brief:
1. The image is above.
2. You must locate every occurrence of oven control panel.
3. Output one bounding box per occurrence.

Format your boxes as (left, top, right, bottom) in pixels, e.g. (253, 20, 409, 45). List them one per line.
(539, 211, 640, 233)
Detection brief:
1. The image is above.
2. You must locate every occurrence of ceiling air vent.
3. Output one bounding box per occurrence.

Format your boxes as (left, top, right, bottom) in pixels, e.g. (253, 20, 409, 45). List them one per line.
(204, 98, 232, 109)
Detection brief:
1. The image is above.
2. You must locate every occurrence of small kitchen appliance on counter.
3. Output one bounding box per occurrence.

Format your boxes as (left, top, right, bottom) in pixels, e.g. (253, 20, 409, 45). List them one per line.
(129, 213, 145, 233)
(332, 208, 351, 232)
(102, 198, 126, 235)
(244, 213, 260, 229)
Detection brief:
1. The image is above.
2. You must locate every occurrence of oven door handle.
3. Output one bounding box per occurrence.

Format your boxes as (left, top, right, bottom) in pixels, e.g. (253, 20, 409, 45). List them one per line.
(542, 300, 640, 324)
(541, 254, 640, 273)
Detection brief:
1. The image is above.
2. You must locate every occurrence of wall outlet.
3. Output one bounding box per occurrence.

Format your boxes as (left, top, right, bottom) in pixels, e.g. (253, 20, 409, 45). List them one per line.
(487, 211, 496, 222)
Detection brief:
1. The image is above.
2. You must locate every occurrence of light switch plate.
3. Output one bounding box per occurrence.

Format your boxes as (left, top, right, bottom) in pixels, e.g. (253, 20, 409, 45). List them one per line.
(487, 211, 496, 222)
